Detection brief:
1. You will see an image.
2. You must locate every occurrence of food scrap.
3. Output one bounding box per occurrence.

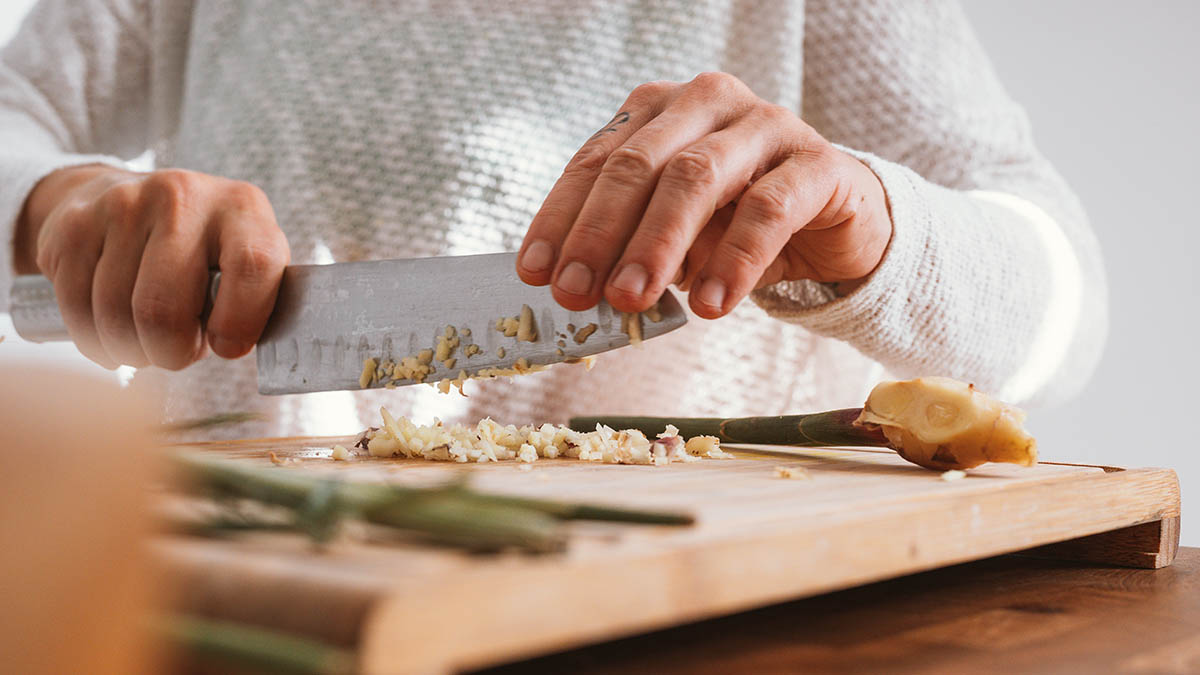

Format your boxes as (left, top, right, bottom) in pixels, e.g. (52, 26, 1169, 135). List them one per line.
(573, 322, 598, 344)
(622, 312, 643, 347)
(357, 409, 733, 465)
(331, 444, 352, 461)
(940, 469, 966, 482)
(774, 465, 810, 479)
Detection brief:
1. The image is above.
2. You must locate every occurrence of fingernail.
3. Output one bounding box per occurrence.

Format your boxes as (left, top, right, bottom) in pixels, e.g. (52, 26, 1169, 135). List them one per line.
(695, 278, 727, 310)
(557, 262, 594, 295)
(611, 263, 648, 296)
(521, 240, 554, 272)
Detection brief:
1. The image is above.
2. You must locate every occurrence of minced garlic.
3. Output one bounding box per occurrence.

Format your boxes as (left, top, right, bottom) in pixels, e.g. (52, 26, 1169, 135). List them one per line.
(622, 312, 643, 347)
(359, 358, 378, 389)
(685, 435, 734, 459)
(574, 323, 598, 344)
(644, 302, 663, 323)
(331, 444, 351, 461)
(517, 304, 538, 342)
(358, 407, 727, 466)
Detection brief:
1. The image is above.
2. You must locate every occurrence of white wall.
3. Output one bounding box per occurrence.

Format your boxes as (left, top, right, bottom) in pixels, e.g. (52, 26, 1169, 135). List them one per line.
(961, 0, 1198, 545)
(2, 1, 1194, 543)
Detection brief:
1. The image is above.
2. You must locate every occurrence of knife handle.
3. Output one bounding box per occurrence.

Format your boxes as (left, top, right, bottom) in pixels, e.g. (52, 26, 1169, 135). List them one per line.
(10, 271, 222, 344)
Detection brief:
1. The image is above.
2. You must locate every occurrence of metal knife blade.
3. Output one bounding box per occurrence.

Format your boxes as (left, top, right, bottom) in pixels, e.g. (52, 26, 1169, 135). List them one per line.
(9, 252, 688, 395)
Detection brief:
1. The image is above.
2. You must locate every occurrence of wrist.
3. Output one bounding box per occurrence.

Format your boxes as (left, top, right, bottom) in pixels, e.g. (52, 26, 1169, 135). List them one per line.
(14, 164, 135, 274)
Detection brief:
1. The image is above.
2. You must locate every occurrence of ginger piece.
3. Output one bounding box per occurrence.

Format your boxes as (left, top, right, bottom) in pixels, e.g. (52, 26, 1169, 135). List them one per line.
(855, 377, 1037, 470)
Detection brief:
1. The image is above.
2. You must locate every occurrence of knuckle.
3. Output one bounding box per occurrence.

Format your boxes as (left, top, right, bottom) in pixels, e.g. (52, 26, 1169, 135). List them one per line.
(98, 181, 142, 216)
(627, 80, 674, 105)
(567, 219, 615, 248)
(132, 290, 191, 335)
(223, 181, 271, 213)
(690, 71, 742, 96)
(663, 149, 720, 189)
(741, 183, 795, 226)
(51, 212, 95, 251)
(720, 237, 768, 273)
(756, 103, 796, 125)
(630, 226, 682, 259)
(565, 145, 609, 175)
(601, 145, 657, 187)
(144, 169, 197, 202)
(226, 241, 286, 283)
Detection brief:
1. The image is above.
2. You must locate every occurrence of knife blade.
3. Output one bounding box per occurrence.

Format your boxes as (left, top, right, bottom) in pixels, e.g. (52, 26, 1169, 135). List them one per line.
(9, 252, 688, 395)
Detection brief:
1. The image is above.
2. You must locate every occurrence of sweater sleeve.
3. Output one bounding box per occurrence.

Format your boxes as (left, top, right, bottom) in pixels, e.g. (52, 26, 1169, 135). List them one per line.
(752, 0, 1107, 408)
(0, 0, 154, 312)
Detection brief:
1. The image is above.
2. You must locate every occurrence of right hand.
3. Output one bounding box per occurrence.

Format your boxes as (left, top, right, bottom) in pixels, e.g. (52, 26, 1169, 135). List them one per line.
(14, 165, 290, 369)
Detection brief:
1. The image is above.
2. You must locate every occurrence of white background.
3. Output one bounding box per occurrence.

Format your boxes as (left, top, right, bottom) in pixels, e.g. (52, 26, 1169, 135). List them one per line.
(2, 1, 1196, 544)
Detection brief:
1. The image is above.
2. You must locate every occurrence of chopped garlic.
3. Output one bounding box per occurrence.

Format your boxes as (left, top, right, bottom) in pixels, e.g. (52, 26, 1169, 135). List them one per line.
(331, 444, 351, 461)
(359, 358, 377, 389)
(360, 407, 735, 467)
(574, 323, 598, 344)
(517, 304, 538, 342)
(644, 303, 663, 323)
(622, 312, 643, 347)
(496, 346, 506, 358)
(685, 435, 729, 458)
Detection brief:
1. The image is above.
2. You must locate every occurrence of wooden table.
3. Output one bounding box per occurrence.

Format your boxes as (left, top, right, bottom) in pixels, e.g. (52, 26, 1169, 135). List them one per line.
(475, 547, 1200, 674)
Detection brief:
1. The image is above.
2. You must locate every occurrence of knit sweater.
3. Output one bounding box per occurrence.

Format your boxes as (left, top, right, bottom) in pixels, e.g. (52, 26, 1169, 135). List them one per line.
(0, 0, 1106, 438)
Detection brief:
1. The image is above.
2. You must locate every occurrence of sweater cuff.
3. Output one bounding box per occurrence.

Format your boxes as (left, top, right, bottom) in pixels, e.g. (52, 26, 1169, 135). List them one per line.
(0, 152, 125, 313)
(750, 147, 931, 340)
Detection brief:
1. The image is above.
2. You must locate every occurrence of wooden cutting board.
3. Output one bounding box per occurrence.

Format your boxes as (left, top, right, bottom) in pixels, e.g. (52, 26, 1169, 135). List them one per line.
(160, 437, 1180, 674)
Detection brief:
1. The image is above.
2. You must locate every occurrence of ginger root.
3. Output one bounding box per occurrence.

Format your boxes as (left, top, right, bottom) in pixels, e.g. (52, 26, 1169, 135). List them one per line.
(855, 377, 1037, 470)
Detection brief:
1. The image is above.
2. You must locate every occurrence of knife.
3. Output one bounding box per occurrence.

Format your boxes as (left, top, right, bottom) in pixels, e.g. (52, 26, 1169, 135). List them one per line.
(9, 252, 688, 395)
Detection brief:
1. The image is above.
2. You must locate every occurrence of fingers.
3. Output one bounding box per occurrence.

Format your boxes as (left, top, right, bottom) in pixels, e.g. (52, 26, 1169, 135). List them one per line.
(92, 187, 151, 367)
(602, 108, 791, 311)
(690, 149, 836, 318)
(678, 206, 734, 293)
(548, 77, 759, 310)
(517, 82, 677, 286)
(204, 184, 289, 359)
(38, 195, 114, 368)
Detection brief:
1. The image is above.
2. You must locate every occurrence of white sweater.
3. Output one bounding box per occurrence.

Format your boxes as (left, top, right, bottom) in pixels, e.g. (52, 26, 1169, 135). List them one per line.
(0, 0, 1106, 438)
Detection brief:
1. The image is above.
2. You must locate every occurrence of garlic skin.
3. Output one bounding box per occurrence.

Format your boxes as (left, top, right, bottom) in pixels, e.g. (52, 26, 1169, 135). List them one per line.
(856, 377, 1037, 470)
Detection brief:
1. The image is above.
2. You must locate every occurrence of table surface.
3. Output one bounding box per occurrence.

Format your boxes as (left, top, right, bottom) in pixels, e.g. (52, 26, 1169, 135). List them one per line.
(473, 547, 1200, 675)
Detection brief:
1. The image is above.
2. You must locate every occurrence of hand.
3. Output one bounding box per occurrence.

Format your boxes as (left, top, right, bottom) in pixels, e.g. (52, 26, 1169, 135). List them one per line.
(14, 165, 290, 369)
(516, 72, 892, 318)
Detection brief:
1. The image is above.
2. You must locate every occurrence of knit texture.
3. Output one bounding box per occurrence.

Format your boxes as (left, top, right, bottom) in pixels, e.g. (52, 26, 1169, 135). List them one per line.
(0, 0, 1106, 438)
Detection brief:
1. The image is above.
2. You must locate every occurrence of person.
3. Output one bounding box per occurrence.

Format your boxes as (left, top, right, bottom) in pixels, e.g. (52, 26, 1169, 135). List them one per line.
(0, 0, 1106, 438)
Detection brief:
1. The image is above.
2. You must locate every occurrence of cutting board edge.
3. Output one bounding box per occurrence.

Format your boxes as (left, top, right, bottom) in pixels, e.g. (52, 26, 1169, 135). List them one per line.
(356, 465, 1180, 674)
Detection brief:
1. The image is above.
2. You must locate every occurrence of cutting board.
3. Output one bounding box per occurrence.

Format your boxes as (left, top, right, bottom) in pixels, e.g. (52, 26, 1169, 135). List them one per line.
(159, 437, 1180, 674)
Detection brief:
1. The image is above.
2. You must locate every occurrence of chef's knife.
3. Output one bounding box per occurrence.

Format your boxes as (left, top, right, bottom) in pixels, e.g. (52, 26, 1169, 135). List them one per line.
(9, 252, 688, 394)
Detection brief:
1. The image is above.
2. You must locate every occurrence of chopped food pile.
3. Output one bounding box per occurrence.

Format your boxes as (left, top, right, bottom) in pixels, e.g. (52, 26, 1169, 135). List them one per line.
(353, 407, 735, 465)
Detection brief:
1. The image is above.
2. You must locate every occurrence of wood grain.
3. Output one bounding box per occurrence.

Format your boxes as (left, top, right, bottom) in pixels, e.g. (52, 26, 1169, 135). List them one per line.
(472, 548, 1200, 675)
(162, 437, 1181, 674)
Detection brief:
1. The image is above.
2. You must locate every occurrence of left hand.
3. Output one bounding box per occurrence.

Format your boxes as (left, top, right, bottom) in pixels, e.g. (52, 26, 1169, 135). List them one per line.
(517, 72, 892, 318)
